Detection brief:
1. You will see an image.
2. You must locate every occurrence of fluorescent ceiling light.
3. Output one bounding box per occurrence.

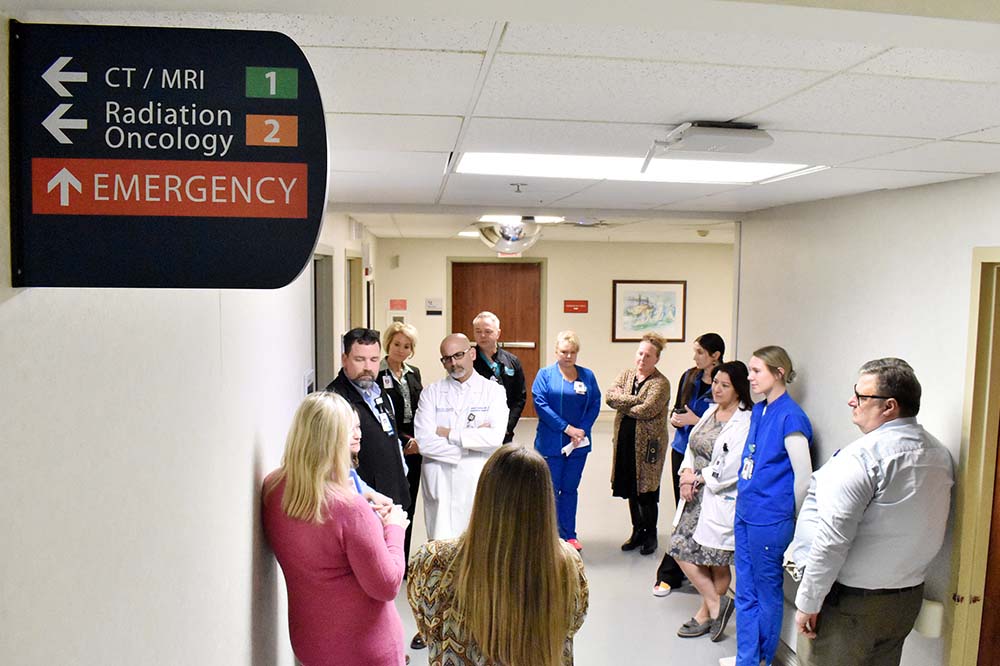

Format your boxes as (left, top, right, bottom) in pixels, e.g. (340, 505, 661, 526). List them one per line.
(478, 215, 565, 224)
(758, 165, 830, 184)
(458, 230, 481, 238)
(458, 152, 811, 185)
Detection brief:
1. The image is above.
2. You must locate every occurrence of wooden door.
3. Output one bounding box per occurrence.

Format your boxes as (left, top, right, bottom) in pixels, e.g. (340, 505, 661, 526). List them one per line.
(451, 262, 541, 419)
(979, 419, 1000, 665)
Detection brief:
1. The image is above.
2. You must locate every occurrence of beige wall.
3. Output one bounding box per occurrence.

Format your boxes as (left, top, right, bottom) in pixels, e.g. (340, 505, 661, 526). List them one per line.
(373, 237, 735, 409)
(738, 171, 1000, 665)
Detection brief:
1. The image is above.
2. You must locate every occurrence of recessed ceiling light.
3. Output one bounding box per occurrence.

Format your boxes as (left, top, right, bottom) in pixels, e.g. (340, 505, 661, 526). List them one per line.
(457, 230, 480, 238)
(458, 152, 811, 185)
(478, 215, 565, 224)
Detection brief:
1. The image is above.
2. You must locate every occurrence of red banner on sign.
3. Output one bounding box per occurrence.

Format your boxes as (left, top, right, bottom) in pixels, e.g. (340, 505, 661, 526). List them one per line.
(32, 158, 308, 218)
(389, 299, 407, 310)
(564, 300, 589, 313)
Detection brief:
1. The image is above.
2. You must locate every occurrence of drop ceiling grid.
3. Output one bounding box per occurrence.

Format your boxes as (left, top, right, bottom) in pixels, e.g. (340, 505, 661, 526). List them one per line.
(326, 115, 463, 153)
(547, 180, 739, 210)
(440, 174, 600, 207)
(846, 141, 1000, 173)
(850, 46, 1000, 83)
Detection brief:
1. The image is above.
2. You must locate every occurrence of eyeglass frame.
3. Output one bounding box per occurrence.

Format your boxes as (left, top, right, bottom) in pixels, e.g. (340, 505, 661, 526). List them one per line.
(853, 383, 893, 404)
(440, 347, 473, 364)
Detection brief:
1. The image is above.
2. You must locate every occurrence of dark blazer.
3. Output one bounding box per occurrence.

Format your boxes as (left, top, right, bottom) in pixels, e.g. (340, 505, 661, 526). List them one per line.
(377, 361, 423, 442)
(473, 345, 526, 443)
(327, 371, 411, 509)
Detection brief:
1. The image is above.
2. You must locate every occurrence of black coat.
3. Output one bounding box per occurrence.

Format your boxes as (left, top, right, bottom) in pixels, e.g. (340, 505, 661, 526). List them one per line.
(472, 345, 526, 443)
(376, 362, 423, 442)
(327, 371, 411, 509)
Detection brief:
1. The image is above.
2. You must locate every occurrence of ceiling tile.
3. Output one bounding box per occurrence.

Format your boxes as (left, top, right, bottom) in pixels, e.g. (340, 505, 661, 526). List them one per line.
(745, 131, 926, 166)
(328, 114, 462, 152)
(753, 74, 1000, 139)
(306, 48, 483, 115)
(475, 54, 828, 123)
(852, 46, 1000, 83)
(660, 167, 978, 212)
(502, 23, 884, 71)
(328, 152, 448, 204)
(549, 181, 737, 209)
(270, 16, 496, 49)
(462, 118, 662, 157)
(845, 141, 1000, 173)
(440, 173, 597, 206)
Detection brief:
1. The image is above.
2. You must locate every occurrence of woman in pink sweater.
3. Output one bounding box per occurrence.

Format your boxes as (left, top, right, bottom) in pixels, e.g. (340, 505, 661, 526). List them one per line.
(263, 392, 409, 666)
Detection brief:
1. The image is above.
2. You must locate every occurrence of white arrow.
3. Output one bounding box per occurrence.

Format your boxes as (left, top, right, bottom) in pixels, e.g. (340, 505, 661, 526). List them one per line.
(42, 104, 88, 144)
(42, 56, 88, 97)
(47, 168, 82, 207)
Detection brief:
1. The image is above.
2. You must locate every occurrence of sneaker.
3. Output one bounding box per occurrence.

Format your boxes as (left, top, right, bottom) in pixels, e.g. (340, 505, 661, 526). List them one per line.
(677, 617, 712, 638)
(711, 595, 735, 642)
(652, 581, 672, 597)
(567, 538, 583, 551)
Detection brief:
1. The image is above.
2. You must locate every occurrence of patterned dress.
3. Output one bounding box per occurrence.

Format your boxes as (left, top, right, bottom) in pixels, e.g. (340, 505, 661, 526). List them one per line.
(667, 412, 735, 566)
(407, 539, 589, 666)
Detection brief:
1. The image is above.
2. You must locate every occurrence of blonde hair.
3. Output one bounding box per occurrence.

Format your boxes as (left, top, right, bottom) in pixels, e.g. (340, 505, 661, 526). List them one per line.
(454, 446, 581, 666)
(265, 392, 354, 523)
(753, 345, 797, 384)
(555, 330, 580, 353)
(382, 321, 419, 356)
(640, 332, 665, 357)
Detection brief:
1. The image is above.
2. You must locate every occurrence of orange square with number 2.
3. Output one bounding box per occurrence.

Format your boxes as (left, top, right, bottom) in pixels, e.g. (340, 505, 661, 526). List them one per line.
(246, 115, 299, 147)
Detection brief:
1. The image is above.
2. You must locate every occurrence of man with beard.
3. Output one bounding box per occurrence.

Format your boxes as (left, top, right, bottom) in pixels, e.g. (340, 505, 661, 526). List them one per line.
(327, 328, 410, 510)
(413, 333, 508, 540)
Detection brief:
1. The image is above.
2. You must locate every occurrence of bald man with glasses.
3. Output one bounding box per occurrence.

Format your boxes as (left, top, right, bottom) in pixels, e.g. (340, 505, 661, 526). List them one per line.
(413, 333, 509, 542)
(785, 358, 954, 666)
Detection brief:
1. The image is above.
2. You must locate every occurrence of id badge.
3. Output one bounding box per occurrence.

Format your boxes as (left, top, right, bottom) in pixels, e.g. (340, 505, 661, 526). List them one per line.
(490, 375, 500, 383)
(378, 412, 393, 433)
(740, 457, 754, 480)
(573, 381, 587, 395)
(382, 375, 393, 389)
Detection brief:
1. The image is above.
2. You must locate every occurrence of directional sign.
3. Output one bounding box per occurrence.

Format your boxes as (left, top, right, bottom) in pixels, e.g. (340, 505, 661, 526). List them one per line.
(9, 20, 328, 288)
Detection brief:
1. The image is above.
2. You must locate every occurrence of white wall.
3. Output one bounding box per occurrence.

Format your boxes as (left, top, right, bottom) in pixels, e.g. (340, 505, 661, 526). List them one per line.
(0, 19, 312, 666)
(737, 172, 1000, 665)
(373, 237, 734, 404)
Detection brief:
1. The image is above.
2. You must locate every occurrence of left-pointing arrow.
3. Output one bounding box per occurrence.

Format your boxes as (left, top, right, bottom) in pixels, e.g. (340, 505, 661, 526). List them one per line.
(42, 56, 88, 97)
(47, 168, 82, 207)
(42, 104, 88, 144)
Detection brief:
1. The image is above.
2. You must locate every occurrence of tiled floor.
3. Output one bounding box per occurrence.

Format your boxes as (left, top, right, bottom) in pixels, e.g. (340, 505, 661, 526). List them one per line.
(394, 416, 737, 665)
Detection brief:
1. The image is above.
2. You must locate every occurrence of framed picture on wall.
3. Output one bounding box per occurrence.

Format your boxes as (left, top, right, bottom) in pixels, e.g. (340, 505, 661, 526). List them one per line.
(612, 280, 687, 342)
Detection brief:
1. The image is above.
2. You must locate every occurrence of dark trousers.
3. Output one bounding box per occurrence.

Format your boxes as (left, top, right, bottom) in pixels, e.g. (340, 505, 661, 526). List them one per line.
(796, 583, 924, 666)
(402, 452, 422, 565)
(627, 493, 659, 534)
(655, 448, 686, 586)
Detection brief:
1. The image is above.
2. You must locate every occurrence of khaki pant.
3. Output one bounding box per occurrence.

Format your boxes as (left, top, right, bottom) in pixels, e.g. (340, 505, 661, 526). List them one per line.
(797, 582, 923, 666)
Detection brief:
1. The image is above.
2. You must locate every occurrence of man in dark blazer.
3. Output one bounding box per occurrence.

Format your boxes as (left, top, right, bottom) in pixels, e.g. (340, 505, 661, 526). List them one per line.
(326, 328, 410, 510)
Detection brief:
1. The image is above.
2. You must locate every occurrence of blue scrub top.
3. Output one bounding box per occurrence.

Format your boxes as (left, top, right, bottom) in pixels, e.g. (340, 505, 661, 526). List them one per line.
(670, 368, 715, 455)
(735, 392, 813, 525)
(532, 363, 602, 457)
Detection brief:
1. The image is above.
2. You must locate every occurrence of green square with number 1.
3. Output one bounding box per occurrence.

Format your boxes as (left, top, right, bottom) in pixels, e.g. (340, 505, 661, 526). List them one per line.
(246, 67, 298, 99)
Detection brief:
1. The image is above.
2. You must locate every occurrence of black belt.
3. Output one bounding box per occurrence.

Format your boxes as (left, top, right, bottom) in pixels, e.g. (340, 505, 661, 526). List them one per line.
(832, 581, 922, 597)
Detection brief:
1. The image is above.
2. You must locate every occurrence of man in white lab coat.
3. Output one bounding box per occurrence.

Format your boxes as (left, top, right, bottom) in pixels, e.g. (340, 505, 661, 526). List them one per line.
(413, 333, 509, 540)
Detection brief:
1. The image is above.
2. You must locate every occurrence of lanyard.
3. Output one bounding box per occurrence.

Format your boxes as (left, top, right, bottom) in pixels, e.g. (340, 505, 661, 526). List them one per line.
(478, 348, 502, 379)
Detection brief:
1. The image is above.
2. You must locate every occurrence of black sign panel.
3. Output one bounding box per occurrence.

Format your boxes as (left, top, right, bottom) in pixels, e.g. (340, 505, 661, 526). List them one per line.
(9, 20, 328, 288)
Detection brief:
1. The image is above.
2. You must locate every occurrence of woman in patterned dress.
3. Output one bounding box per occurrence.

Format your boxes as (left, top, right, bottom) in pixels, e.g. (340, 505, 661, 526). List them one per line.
(407, 445, 589, 666)
(668, 361, 753, 642)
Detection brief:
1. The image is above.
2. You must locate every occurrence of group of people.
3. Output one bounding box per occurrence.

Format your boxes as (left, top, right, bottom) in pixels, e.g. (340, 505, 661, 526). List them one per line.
(261, 316, 955, 666)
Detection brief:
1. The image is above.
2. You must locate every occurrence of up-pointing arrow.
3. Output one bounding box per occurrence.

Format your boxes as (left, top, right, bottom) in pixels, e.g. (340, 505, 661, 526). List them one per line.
(47, 168, 82, 207)
(42, 56, 88, 97)
(42, 104, 88, 144)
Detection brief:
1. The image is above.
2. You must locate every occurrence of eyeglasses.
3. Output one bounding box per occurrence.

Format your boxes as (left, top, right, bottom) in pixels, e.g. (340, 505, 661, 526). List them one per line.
(440, 348, 473, 364)
(853, 384, 892, 404)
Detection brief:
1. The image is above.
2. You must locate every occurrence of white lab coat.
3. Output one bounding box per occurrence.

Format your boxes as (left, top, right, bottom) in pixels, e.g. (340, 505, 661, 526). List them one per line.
(413, 372, 509, 540)
(678, 403, 752, 551)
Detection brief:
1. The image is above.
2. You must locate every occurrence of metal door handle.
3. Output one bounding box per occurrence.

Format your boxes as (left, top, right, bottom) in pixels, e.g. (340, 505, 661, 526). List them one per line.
(499, 341, 536, 349)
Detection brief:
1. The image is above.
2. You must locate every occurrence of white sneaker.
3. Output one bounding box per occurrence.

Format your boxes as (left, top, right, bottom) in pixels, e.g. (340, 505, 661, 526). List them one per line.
(652, 581, 672, 597)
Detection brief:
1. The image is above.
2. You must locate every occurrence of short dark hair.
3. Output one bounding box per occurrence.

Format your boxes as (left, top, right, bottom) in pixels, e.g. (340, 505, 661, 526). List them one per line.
(696, 333, 725, 360)
(342, 328, 381, 354)
(859, 357, 921, 417)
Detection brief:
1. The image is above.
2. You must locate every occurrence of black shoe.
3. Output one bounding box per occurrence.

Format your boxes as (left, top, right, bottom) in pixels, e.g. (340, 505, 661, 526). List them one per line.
(621, 528, 642, 551)
(639, 532, 658, 556)
(410, 633, 426, 650)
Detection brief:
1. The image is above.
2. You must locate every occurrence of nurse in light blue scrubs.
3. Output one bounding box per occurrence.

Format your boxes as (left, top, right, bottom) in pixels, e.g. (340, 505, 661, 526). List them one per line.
(734, 346, 813, 666)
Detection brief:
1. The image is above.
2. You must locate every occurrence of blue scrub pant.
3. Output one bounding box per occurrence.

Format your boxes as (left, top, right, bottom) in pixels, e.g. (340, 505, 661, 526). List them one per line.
(543, 452, 588, 540)
(734, 515, 794, 666)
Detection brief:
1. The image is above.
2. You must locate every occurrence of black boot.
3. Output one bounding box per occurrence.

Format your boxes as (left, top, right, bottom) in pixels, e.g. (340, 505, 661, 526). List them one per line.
(622, 498, 643, 550)
(621, 527, 643, 551)
(640, 529, 658, 555)
(639, 501, 658, 555)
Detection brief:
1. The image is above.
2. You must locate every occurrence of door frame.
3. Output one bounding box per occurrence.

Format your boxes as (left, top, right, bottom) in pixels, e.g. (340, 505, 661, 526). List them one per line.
(950, 249, 1000, 665)
(445, 256, 548, 343)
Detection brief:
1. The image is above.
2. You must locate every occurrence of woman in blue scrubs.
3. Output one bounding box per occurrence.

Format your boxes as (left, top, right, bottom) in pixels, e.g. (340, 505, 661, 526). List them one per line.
(734, 346, 813, 666)
(533, 330, 602, 551)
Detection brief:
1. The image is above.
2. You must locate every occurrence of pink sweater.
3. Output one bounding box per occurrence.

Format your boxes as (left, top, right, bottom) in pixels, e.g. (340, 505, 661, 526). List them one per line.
(262, 475, 406, 666)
